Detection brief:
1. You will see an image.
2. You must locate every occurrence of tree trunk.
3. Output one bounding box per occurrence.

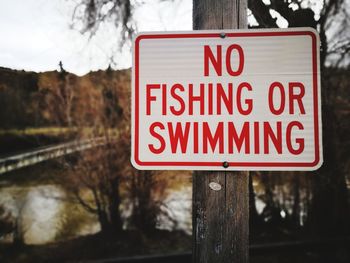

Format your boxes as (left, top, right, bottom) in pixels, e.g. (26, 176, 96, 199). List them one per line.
(108, 176, 123, 233)
(131, 171, 158, 233)
(249, 173, 262, 235)
(291, 174, 300, 228)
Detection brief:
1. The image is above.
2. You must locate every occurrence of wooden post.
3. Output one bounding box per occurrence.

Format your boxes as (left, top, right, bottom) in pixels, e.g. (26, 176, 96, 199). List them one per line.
(192, 1, 249, 263)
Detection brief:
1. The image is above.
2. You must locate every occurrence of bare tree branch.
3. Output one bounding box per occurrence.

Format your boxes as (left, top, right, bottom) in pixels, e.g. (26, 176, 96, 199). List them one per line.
(248, 0, 278, 28)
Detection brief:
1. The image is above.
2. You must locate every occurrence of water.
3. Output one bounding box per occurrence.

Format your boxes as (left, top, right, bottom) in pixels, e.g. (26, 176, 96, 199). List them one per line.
(0, 183, 193, 244)
(0, 185, 65, 244)
(0, 179, 305, 245)
(158, 186, 192, 234)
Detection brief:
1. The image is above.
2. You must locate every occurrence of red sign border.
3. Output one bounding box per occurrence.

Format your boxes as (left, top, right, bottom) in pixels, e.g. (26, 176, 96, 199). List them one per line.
(133, 30, 321, 169)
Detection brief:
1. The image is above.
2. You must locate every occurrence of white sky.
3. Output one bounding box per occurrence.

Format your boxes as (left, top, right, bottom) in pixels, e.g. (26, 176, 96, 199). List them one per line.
(0, 0, 337, 75)
(0, 0, 192, 75)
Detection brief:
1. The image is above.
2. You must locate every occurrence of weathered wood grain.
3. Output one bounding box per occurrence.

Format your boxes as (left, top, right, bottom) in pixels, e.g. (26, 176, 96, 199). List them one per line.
(192, 1, 249, 262)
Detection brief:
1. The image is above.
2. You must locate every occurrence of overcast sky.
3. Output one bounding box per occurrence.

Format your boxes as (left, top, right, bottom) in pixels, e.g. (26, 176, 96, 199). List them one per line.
(0, 0, 192, 75)
(0, 0, 330, 76)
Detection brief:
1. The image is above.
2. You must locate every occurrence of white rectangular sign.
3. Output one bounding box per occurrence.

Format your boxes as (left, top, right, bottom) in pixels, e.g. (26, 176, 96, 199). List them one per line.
(131, 28, 323, 171)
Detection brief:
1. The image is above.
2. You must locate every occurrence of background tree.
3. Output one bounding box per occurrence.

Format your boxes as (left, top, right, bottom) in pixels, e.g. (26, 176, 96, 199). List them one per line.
(0, 205, 14, 241)
(248, 0, 350, 236)
(65, 135, 125, 234)
(59, 70, 126, 234)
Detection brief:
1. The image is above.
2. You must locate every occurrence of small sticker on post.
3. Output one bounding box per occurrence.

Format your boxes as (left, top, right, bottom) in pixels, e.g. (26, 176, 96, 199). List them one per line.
(209, 182, 222, 191)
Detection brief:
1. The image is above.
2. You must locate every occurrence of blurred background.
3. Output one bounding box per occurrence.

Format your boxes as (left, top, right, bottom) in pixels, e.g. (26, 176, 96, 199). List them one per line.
(0, 0, 349, 262)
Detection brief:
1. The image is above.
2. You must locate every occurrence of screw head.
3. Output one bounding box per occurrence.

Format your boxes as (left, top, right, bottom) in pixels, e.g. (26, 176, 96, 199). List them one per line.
(220, 32, 226, 38)
(223, 161, 229, 168)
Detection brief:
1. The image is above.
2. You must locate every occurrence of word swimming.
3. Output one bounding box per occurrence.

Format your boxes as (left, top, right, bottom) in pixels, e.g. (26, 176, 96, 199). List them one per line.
(148, 121, 304, 155)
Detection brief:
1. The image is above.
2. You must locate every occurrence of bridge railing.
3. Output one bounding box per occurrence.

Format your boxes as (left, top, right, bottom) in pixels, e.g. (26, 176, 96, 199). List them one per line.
(0, 136, 117, 175)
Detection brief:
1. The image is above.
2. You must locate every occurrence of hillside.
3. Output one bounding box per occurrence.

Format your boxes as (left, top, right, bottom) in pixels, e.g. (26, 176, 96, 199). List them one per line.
(0, 67, 131, 129)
